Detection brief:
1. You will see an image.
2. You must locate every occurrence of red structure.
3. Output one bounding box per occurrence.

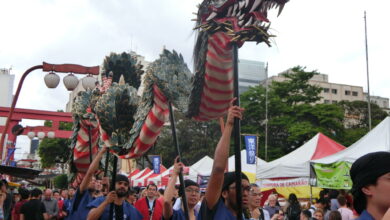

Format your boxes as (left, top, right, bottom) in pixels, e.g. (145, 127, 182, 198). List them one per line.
(0, 62, 99, 161)
(0, 107, 73, 162)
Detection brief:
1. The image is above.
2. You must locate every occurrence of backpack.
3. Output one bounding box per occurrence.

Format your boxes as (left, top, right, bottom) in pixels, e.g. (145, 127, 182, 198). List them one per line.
(287, 203, 301, 220)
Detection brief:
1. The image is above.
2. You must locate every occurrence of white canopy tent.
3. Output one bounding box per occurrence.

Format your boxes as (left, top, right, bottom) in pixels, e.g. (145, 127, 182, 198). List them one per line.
(256, 133, 345, 179)
(313, 117, 390, 164)
(146, 156, 214, 186)
(228, 150, 267, 173)
(187, 155, 214, 180)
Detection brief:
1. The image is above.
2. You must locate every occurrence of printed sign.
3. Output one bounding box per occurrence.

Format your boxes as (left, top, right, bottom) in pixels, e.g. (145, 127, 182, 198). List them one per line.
(313, 161, 352, 189)
(244, 135, 257, 164)
(151, 155, 161, 174)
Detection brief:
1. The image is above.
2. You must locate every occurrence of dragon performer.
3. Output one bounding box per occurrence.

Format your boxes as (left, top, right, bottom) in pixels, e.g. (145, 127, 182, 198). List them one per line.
(68, 0, 288, 186)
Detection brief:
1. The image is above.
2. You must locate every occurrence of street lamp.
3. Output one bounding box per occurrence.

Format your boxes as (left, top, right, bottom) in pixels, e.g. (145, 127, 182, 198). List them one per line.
(0, 62, 99, 160)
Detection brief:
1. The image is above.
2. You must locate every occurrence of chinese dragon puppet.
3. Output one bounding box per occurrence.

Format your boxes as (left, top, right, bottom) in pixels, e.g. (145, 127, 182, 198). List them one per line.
(69, 0, 288, 186)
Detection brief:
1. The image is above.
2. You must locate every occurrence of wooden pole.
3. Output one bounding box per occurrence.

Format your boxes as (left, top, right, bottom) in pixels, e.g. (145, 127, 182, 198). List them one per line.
(109, 156, 118, 219)
(232, 43, 243, 220)
(168, 103, 190, 220)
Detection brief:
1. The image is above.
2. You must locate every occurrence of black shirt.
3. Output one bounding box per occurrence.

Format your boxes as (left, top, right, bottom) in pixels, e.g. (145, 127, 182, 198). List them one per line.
(20, 199, 46, 220)
(114, 204, 124, 220)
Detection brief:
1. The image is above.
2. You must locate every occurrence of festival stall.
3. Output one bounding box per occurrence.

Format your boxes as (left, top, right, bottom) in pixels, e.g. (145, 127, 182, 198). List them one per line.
(228, 150, 267, 183)
(311, 117, 390, 189)
(132, 165, 166, 187)
(130, 168, 151, 186)
(256, 133, 345, 198)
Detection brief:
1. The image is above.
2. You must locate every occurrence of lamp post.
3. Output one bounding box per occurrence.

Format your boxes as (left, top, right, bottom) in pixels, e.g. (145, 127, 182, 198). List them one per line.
(0, 62, 99, 161)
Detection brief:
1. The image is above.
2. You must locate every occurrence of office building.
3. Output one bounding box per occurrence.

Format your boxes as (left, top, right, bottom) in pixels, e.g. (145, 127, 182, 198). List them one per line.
(238, 59, 267, 94)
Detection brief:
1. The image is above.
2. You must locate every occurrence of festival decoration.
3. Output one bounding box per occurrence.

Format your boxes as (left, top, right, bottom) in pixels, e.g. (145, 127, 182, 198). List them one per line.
(188, 0, 288, 120)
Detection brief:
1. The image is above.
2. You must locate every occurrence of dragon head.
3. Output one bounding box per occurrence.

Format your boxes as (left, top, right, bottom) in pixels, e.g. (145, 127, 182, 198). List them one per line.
(196, 0, 288, 45)
(147, 49, 192, 113)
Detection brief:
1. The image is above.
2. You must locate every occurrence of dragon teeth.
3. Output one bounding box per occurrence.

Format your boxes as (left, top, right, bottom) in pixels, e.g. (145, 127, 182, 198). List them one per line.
(206, 12, 217, 21)
(244, 16, 253, 26)
(227, 6, 233, 16)
(250, 0, 262, 13)
(239, 1, 245, 10)
(232, 3, 238, 16)
(245, 0, 249, 8)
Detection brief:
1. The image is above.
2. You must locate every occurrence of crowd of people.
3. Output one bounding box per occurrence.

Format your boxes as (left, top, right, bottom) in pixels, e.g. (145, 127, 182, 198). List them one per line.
(0, 101, 389, 220)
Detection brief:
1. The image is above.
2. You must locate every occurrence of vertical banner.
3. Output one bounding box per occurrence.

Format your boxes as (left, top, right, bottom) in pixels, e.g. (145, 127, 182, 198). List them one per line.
(151, 155, 161, 174)
(197, 175, 210, 189)
(4, 148, 16, 165)
(244, 135, 257, 164)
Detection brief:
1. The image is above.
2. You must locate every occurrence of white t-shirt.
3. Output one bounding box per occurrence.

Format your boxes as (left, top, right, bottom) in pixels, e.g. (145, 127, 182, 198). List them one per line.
(338, 207, 354, 220)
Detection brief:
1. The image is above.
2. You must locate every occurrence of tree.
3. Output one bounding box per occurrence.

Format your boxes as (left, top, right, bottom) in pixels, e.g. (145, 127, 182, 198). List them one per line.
(241, 66, 345, 160)
(338, 100, 388, 146)
(37, 111, 73, 168)
(38, 138, 70, 168)
(54, 174, 68, 189)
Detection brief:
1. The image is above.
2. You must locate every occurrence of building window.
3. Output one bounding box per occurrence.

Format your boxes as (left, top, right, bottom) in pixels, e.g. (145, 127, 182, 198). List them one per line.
(324, 100, 330, 104)
(345, 90, 351, 95)
(332, 89, 337, 94)
(323, 88, 329, 93)
(352, 91, 358, 96)
(332, 100, 338, 104)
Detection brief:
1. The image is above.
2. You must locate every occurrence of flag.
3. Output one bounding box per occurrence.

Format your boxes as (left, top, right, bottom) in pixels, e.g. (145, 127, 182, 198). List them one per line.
(244, 135, 257, 164)
(151, 155, 161, 174)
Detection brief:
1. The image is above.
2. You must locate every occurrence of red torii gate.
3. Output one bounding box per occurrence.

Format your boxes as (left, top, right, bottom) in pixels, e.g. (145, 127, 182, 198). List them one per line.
(0, 107, 73, 161)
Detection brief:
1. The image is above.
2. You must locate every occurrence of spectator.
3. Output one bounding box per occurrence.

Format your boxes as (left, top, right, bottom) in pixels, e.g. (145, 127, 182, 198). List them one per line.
(0, 187, 6, 220)
(328, 211, 342, 220)
(12, 188, 29, 220)
(42, 189, 58, 220)
(313, 209, 324, 220)
(264, 194, 280, 217)
(300, 209, 312, 220)
(62, 187, 75, 217)
(337, 195, 353, 220)
(286, 193, 301, 220)
(163, 157, 200, 220)
(329, 190, 340, 211)
(271, 210, 285, 220)
(87, 174, 142, 220)
(67, 146, 107, 219)
(197, 100, 250, 219)
(157, 188, 164, 204)
(350, 151, 390, 220)
(20, 188, 48, 220)
(134, 183, 163, 220)
(248, 184, 270, 220)
(0, 180, 11, 220)
(126, 189, 137, 205)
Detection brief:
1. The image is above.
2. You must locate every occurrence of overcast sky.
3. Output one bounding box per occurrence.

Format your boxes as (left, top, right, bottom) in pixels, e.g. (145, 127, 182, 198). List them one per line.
(1, 0, 389, 158)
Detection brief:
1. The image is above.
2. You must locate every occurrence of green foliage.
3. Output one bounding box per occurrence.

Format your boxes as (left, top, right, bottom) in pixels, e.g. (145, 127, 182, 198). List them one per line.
(337, 100, 388, 146)
(38, 138, 70, 168)
(149, 111, 221, 168)
(53, 174, 68, 189)
(271, 66, 323, 106)
(241, 66, 345, 160)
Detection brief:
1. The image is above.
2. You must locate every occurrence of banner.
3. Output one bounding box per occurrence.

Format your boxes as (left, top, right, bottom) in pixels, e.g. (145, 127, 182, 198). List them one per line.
(3, 148, 16, 165)
(313, 161, 352, 189)
(197, 175, 210, 189)
(244, 135, 257, 164)
(151, 155, 161, 174)
(259, 177, 310, 188)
